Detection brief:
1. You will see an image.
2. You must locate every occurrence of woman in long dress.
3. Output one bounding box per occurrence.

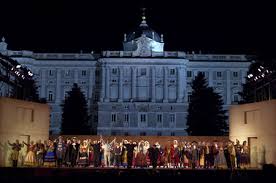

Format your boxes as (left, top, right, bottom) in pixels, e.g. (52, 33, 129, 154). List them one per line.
(44, 140, 56, 167)
(23, 141, 36, 166)
(78, 140, 89, 167)
(214, 143, 227, 169)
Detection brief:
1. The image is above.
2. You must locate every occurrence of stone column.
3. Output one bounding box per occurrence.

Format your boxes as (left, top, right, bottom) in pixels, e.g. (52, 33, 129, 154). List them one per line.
(177, 67, 185, 103)
(100, 66, 106, 102)
(151, 67, 156, 102)
(241, 70, 246, 84)
(88, 68, 95, 99)
(131, 67, 137, 101)
(74, 69, 78, 83)
(226, 70, 231, 105)
(118, 67, 123, 102)
(163, 67, 168, 102)
(104, 67, 110, 102)
(208, 70, 213, 87)
(40, 69, 46, 98)
(55, 68, 61, 103)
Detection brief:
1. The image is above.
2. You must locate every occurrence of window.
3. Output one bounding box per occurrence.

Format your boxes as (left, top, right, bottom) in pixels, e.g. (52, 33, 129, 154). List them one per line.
(81, 70, 87, 76)
(141, 68, 147, 76)
(111, 113, 117, 122)
(199, 71, 205, 77)
(65, 81, 70, 84)
(217, 71, 222, 78)
(157, 106, 161, 110)
(233, 94, 239, 102)
(171, 132, 175, 136)
(157, 114, 162, 123)
(65, 70, 70, 76)
(111, 131, 117, 136)
(233, 72, 238, 77)
(157, 132, 162, 136)
(233, 82, 238, 86)
(124, 114, 129, 122)
(49, 70, 53, 76)
(112, 79, 117, 83)
(170, 113, 175, 123)
(48, 91, 53, 101)
(124, 105, 129, 110)
(81, 81, 86, 84)
(140, 114, 146, 122)
(187, 71, 192, 77)
(112, 68, 117, 74)
(170, 69, 175, 75)
(217, 82, 223, 86)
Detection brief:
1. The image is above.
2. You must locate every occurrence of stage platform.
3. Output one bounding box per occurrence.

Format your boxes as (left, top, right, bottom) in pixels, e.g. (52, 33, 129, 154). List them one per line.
(0, 166, 275, 183)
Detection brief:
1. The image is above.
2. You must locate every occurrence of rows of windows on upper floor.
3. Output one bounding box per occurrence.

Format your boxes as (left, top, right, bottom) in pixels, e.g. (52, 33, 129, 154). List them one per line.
(42, 68, 241, 79)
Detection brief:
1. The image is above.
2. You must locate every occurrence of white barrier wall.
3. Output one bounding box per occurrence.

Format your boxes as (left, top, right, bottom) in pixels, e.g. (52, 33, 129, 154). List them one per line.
(0, 97, 50, 167)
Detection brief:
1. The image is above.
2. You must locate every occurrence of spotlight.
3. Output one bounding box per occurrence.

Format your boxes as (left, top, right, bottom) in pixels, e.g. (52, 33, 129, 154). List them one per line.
(16, 65, 21, 69)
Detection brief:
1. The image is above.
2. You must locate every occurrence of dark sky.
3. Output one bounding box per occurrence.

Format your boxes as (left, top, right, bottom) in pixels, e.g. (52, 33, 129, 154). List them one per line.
(1, 0, 275, 55)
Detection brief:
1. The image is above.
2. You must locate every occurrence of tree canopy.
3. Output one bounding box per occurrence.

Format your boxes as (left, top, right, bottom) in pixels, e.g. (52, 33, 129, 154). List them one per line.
(61, 83, 90, 135)
(186, 72, 228, 136)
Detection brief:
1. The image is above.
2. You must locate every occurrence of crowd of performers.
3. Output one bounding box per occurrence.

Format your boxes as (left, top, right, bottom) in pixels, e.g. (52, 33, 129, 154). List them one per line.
(7, 137, 250, 169)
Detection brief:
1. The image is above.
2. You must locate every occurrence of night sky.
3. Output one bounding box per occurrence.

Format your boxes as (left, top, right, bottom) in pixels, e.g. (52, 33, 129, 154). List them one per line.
(1, 0, 275, 56)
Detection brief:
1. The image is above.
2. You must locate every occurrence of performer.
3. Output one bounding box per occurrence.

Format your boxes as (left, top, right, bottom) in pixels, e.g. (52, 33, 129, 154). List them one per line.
(8, 140, 23, 167)
(228, 141, 236, 170)
(44, 140, 56, 167)
(241, 141, 250, 168)
(101, 137, 116, 167)
(92, 139, 101, 167)
(55, 136, 65, 167)
(64, 139, 72, 167)
(114, 142, 122, 168)
(199, 142, 205, 168)
(235, 139, 242, 169)
(23, 141, 36, 166)
(191, 143, 198, 169)
(224, 141, 231, 169)
(123, 140, 137, 168)
(35, 140, 45, 167)
(148, 143, 160, 169)
(164, 145, 171, 168)
(215, 143, 227, 169)
(70, 137, 80, 167)
(78, 140, 89, 167)
(121, 141, 128, 168)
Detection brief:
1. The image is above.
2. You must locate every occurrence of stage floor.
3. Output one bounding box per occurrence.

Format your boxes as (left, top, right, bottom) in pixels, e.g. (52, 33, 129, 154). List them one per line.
(0, 167, 275, 183)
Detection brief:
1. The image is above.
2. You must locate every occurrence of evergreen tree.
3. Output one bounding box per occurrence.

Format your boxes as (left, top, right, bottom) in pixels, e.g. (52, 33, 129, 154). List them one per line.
(61, 83, 90, 135)
(186, 72, 228, 136)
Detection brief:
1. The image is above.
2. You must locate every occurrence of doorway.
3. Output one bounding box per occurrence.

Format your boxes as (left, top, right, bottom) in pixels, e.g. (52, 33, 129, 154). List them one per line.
(248, 137, 258, 168)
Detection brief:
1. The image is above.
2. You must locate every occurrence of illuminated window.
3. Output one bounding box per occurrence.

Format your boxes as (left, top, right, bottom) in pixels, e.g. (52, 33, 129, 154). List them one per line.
(157, 114, 162, 123)
(170, 69, 175, 75)
(141, 68, 147, 76)
(49, 70, 53, 76)
(170, 113, 175, 123)
(48, 91, 53, 101)
(124, 114, 129, 122)
(111, 113, 116, 122)
(81, 70, 87, 76)
(112, 68, 117, 74)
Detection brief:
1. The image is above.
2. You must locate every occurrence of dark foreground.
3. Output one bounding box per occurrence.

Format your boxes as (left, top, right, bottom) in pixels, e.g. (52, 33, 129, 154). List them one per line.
(0, 166, 276, 183)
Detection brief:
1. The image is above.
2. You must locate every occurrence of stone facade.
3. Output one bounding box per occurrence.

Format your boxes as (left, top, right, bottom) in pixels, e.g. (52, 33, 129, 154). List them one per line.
(0, 14, 251, 135)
